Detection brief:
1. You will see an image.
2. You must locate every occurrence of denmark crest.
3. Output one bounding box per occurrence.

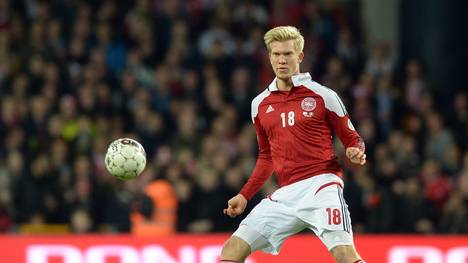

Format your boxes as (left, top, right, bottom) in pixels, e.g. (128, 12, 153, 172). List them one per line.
(301, 97, 316, 111)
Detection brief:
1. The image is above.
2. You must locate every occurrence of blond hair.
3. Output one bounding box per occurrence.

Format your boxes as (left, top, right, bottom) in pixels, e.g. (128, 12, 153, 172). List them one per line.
(264, 26, 304, 53)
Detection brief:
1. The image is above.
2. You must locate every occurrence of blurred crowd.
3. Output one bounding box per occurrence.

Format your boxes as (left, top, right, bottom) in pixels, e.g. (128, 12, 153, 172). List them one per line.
(0, 0, 467, 235)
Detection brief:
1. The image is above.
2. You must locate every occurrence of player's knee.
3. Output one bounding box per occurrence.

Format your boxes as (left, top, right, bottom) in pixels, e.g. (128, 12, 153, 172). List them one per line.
(330, 245, 360, 263)
(220, 236, 251, 262)
(331, 248, 347, 263)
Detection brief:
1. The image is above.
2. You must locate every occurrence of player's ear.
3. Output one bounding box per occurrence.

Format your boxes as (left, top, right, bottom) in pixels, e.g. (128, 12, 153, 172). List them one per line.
(269, 52, 275, 65)
(298, 52, 304, 63)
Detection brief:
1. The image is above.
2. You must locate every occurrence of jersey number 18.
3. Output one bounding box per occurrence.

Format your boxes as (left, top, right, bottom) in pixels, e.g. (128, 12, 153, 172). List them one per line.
(280, 111, 295, 127)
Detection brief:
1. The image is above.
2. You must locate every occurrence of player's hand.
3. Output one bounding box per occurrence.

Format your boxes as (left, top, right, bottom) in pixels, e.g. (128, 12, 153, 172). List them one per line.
(346, 147, 366, 165)
(223, 194, 247, 218)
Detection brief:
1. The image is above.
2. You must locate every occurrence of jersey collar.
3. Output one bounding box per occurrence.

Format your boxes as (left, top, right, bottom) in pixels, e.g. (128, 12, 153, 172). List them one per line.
(268, 72, 312, 91)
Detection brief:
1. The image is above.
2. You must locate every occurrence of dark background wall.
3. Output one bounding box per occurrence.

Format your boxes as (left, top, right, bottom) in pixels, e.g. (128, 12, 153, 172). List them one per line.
(400, 0, 468, 99)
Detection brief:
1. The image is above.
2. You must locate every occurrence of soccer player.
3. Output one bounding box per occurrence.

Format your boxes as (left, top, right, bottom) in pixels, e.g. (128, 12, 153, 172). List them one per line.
(220, 26, 367, 263)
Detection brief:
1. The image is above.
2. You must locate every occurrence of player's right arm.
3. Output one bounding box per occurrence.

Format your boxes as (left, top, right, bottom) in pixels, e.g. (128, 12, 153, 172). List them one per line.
(239, 118, 274, 200)
(223, 115, 274, 218)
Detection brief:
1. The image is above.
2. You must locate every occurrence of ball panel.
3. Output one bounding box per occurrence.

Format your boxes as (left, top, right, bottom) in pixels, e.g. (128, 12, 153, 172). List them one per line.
(112, 154, 126, 167)
(133, 153, 145, 165)
(124, 170, 138, 179)
(123, 159, 137, 171)
(120, 145, 135, 158)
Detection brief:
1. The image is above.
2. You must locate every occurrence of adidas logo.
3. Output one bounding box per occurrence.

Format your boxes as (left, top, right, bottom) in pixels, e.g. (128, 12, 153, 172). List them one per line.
(266, 105, 275, 113)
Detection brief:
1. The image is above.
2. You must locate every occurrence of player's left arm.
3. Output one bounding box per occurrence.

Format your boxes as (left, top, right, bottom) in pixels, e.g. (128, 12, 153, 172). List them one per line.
(326, 92, 366, 165)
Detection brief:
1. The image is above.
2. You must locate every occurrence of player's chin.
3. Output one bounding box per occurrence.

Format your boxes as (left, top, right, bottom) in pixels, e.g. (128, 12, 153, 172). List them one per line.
(275, 72, 291, 79)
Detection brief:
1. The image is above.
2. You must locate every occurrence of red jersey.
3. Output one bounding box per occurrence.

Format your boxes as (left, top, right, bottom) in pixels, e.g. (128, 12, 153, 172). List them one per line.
(239, 73, 365, 200)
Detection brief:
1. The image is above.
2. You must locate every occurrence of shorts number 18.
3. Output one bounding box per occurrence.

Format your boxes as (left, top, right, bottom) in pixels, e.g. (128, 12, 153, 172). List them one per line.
(326, 208, 341, 225)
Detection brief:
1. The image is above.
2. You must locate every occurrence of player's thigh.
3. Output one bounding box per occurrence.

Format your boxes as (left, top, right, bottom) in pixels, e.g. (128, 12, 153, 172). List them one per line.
(233, 198, 306, 254)
(306, 185, 355, 251)
(229, 224, 269, 255)
(330, 244, 361, 263)
(221, 235, 251, 261)
(318, 229, 355, 252)
(309, 184, 352, 236)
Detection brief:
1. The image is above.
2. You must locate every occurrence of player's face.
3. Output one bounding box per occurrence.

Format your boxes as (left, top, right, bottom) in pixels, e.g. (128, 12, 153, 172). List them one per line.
(269, 40, 304, 81)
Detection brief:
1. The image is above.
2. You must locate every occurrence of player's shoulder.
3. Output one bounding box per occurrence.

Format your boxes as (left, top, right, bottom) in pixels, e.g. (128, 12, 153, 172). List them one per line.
(300, 78, 347, 116)
(292, 72, 340, 98)
(301, 79, 340, 98)
(251, 88, 271, 121)
(251, 88, 271, 107)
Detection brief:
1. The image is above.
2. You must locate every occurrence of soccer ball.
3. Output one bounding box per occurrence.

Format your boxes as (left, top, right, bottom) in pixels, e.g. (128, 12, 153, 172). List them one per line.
(105, 138, 146, 180)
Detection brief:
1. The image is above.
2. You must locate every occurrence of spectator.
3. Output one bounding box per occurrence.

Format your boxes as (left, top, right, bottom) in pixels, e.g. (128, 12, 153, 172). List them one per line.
(448, 91, 468, 151)
(70, 208, 93, 233)
(365, 43, 394, 79)
(404, 59, 427, 111)
(394, 177, 437, 233)
(424, 112, 455, 166)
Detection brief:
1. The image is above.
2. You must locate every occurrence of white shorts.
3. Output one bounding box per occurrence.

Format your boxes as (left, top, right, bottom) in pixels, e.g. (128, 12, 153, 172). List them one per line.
(233, 173, 354, 255)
